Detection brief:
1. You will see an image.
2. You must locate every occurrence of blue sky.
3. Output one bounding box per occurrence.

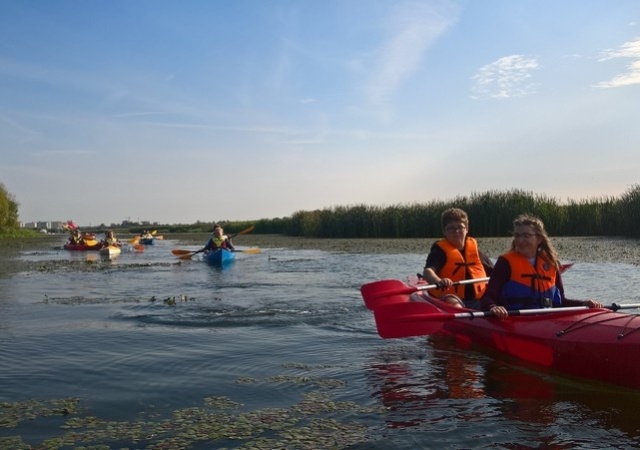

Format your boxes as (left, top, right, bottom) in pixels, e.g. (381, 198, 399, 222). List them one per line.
(1, 1, 639, 227)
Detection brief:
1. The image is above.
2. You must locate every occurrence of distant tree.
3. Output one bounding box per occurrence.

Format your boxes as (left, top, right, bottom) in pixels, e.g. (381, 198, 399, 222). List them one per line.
(0, 183, 20, 233)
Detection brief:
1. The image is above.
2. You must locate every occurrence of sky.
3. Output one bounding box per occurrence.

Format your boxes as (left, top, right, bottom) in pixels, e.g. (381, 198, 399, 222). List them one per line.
(1, 1, 639, 227)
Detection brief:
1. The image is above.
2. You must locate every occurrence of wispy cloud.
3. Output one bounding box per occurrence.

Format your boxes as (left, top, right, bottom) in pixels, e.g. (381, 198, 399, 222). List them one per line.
(470, 55, 540, 99)
(364, 1, 459, 105)
(594, 38, 640, 88)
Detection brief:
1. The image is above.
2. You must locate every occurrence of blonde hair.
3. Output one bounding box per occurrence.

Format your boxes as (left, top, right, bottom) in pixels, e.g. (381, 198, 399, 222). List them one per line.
(511, 214, 560, 268)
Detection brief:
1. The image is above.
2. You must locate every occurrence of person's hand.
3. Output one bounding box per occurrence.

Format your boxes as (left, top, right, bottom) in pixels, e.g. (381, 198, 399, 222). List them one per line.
(489, 305, 509, 319)
(437, 278, 453, 288)
(585, 299, 604, 308)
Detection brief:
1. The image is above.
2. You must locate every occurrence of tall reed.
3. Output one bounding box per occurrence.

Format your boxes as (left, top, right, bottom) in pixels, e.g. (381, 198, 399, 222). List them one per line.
(244, 186, 640, 239)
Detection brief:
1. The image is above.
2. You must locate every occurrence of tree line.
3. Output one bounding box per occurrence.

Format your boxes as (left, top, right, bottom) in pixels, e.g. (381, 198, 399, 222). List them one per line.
(0, 183, 21, 237)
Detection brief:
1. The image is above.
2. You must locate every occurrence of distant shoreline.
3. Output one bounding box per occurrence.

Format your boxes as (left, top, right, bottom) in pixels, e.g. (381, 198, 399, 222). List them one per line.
(2, 234, 640, 266)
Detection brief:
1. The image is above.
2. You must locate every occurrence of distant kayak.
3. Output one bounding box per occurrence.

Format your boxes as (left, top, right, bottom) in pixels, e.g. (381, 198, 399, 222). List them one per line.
(63, 240, 102, 251)
(99, 245, 121, 260)
(139, 237, 155, 245)
(203, 248, 235, 266)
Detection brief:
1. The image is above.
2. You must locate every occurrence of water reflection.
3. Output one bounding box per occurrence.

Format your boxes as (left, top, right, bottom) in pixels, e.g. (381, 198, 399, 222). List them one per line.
(366, 335, 640, 446)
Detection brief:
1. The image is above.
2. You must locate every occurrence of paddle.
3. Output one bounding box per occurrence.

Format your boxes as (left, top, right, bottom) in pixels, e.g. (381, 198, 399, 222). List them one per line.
(172, 249, 194, 256)
(361, 277, 489, 310)
(171, 225, 256, 259)
(172, 247, 261, 259)
(236, 248, 261, 254)
(374, 301, 640, 339)
(229, 225, 254, 238)
(175, 249, 205, 260)
(362, 263, 576, 310)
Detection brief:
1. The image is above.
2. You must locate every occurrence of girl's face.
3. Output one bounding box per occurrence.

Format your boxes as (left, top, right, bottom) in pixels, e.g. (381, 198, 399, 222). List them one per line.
(513, 225, 543, 258)
(444, 220, 467, 249)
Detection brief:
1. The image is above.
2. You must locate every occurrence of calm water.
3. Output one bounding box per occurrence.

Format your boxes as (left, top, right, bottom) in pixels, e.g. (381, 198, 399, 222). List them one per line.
(1, 236, 640, 449)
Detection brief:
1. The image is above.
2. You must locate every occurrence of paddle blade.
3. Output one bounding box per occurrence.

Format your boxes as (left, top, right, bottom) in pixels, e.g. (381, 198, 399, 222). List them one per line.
(238, 248, 261, 254)
(230, 225, 255, 238)
(374, 301, 453, 339)
(128, 237, 140, 244)
(133, 244, 145, 252)
(178, 253, 196, 260)
(172, 249, 193, 256)
(560, 263, 574, 273)
(360, 279, 417, 310)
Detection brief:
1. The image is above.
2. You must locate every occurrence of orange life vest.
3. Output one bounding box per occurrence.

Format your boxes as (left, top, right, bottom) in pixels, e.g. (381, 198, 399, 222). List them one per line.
(429, 237, 487, 299)
(500, 250, 561, 309)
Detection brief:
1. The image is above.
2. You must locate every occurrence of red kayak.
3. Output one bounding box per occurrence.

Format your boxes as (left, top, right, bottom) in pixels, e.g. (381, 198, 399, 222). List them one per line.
(63, 241, 102, 251)
(361, 280, 640, 390)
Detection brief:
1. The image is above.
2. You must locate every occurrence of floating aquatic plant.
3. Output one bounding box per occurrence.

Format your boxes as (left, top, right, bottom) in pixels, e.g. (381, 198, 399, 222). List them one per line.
(0, 369, 384, 449)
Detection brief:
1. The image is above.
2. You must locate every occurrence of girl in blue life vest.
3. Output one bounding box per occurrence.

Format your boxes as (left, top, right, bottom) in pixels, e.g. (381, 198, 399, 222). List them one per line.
(203, 224, 236, 252)
(481, 214, 602, 318)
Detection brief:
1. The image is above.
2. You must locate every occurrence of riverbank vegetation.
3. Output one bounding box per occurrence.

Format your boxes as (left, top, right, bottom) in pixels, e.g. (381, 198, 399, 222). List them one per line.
(0, 183, 28, 238)
(6, 184, 640, 239)
(253, 185, 640, 239)
(128, 185, 640, 239)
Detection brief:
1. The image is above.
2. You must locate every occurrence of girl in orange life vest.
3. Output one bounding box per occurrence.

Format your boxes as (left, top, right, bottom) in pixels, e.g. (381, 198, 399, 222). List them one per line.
(422, 208, 494, 309)
(481, 214, 602, 319)
(203, 224, 236, 252)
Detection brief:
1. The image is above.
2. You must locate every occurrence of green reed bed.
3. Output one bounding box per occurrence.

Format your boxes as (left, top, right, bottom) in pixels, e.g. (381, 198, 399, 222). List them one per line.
(254, 185, 640, 239)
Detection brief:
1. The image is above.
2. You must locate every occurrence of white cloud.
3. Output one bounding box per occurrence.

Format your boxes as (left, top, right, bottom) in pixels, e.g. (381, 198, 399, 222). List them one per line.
(364, 1, 459, 105)
(594, 38, 640, 88)
(470, 55, 540, 99)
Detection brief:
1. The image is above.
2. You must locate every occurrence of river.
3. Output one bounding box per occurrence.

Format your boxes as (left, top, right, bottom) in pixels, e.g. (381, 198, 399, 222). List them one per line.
(0, 234, 639, 449)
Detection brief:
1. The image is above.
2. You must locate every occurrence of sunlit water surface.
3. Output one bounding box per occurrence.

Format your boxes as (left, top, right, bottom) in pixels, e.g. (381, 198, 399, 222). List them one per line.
(1, 237, 639, 449)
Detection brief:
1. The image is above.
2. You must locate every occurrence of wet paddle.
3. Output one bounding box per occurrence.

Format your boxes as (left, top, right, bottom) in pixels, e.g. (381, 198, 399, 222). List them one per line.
(177, 249, 205, 260)
(373, 301, 640, 339)
(172, 247, 261, 259)
(229, 225, 255, 238)
(171, 225, 256, 259)
(361, 278, 489, 310)
(362, 263, 575, 310)
(236, 248, 261, 254)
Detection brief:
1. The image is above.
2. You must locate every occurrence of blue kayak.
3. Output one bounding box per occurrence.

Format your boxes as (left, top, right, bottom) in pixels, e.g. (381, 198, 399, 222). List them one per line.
(203, 248, 235, 266)
(139, 237, 155, 245)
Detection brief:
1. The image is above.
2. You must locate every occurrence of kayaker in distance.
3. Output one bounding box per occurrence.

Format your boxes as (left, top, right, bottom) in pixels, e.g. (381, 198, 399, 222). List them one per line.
(102, 230, 120, 247)
(203, 224, 236, 253)
(140, 230, 153, 239)
(68, 228, 83, 245)
(422, 208, 494, 309)
(481, 214, 603, 318)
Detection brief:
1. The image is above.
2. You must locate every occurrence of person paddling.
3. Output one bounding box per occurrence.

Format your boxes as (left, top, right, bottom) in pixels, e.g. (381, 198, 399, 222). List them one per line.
(481, 214, 603, 318)
(202, 224, 236, 253)
(422, 208, 494, 309)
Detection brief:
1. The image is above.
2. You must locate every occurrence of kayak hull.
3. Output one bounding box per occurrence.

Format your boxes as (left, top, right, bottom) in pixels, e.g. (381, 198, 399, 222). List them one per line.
(64, 241, 102, 251)
(139, 238, 155, 245)
(99, 245, 121, 260)
(369, 290, 640, 390)
(203, 249, 235, 266)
